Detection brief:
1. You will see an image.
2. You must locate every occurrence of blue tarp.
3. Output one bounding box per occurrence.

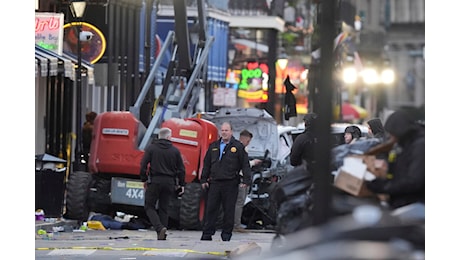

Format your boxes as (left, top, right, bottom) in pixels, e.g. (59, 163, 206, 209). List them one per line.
(207, 18, 229, 82)
(155, 16, 229, 83)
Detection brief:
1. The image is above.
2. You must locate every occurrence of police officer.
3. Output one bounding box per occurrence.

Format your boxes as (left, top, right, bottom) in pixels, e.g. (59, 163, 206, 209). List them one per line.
(200, 122, 251, 241)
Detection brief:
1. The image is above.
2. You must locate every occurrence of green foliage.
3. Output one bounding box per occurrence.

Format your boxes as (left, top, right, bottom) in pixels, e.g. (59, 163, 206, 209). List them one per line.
(281, 32, 299, 45)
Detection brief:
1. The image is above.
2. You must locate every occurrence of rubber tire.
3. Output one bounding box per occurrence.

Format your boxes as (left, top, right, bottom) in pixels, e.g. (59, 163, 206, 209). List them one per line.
(179, 182, 203, 230)
(87, 176, 112, 215)
(64, 171, 92, 221)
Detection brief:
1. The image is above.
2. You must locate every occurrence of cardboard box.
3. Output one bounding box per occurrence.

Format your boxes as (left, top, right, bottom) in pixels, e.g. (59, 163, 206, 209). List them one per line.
(348, 155, 388, 178)
(333, 156, 376, 197)
(334, 169, 373, 197)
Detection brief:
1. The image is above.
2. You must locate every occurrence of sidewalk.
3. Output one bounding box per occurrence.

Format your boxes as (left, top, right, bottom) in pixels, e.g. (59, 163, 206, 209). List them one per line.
(35, 218, 79, 232)
(35, 222, 277, 259)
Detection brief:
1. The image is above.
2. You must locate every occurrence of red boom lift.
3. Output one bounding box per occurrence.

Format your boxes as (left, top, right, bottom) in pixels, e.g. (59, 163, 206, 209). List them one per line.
(65, 0, 218, 230)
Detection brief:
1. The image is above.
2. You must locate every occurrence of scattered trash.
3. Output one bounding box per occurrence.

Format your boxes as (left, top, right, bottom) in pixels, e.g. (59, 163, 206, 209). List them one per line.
(87, 220, 106, 230)
(79, 222, 88, 231)
(52, 226, 65, 232)
(229, 242, 262, 258)
(37, 229, 47, 235)
(45, 218, 58, 223)
(36, 209, 45, 221)
(109, 236, 129, 240)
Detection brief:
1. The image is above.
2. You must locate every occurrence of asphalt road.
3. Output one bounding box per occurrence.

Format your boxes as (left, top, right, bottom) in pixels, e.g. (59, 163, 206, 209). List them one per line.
(35, 220, 277, 259)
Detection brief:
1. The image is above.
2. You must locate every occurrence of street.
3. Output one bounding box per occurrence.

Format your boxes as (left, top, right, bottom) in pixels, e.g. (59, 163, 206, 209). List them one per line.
(35, 221, 276, 259)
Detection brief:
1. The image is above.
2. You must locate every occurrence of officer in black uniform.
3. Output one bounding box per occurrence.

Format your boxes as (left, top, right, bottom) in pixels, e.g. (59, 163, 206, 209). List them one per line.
(290, 113, 318, 169)
(200, 122, 251, 241)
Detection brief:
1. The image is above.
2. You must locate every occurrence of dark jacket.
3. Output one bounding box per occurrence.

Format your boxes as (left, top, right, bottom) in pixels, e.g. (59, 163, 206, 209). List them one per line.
(200, 136, 251, 185)
(365, 110, 425, 209)
(284, 76, 297, 120)
(140, 139, 185, 186)
(366, 118, 386, 159)
(290, 113, 317, 167)
(82, 121, 93, 153)
(290, 129, 315, 167)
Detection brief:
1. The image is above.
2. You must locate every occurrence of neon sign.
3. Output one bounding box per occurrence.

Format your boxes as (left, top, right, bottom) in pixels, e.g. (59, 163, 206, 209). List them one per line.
(236, 62, 269, 103)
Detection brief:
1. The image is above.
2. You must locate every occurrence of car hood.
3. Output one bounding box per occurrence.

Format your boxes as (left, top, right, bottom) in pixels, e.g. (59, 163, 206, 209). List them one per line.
(199, 108, 279, 159)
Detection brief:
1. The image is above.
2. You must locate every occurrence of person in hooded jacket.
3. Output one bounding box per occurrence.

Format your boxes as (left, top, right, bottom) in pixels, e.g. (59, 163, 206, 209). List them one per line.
(367, 118, 385, 140)
(365, 110, 425, 209)
(140, 127, 186, 240)
(290, 113, 318, 168)
(366, 118, 387, 160)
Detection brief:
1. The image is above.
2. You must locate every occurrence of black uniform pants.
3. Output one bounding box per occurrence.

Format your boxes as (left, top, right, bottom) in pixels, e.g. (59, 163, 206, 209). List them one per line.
(202, 178, 239, 240)
(144, 182, 174, 232)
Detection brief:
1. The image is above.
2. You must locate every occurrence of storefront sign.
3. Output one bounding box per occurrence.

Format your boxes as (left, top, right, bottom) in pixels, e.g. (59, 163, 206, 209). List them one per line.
(35, 12, 64, 55)
(236, 62, 269, 103)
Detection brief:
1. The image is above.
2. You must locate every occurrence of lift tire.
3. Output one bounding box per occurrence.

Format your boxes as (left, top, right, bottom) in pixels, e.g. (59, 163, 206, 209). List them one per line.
(179, 182, 203, 230)
(64, 171, 92, 221)
(87, 176, 112, 215)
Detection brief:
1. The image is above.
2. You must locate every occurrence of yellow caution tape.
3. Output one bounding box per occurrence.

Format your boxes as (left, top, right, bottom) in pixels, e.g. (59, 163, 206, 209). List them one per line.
(35, 246, 227, 256)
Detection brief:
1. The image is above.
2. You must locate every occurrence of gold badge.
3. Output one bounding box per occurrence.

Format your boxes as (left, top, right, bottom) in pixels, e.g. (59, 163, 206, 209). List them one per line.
(230, 147, 237, 153)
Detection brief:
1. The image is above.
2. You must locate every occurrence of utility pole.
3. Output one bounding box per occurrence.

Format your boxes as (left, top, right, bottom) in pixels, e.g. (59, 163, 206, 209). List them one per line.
(311, 0, 336, 226)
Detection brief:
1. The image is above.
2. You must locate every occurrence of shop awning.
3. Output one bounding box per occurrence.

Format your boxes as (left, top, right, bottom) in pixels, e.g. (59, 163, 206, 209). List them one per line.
(232, 39, 269, 53)
(35, 45, 74, 79)
(35, 45, 95, 85)
(62, 52, 95, 85)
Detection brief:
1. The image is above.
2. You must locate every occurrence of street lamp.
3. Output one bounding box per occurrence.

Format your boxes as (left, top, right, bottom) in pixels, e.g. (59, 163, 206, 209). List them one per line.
(277, 52, 288, 78)
(342, 66, 358, 84)
(70, 0, 87, 171)
(381, 68, 395, 85)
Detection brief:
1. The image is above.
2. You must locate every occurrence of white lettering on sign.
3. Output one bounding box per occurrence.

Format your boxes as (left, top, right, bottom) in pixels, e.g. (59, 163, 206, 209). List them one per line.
(125, 188, 144, 200)
(102, 128, 129, 136)
(170, 137, 198, 146)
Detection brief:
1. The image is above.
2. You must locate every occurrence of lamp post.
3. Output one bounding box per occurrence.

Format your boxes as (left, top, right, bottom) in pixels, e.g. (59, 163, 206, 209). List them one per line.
(277, 52, 289, 124)
(70, 0, 87, 171)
